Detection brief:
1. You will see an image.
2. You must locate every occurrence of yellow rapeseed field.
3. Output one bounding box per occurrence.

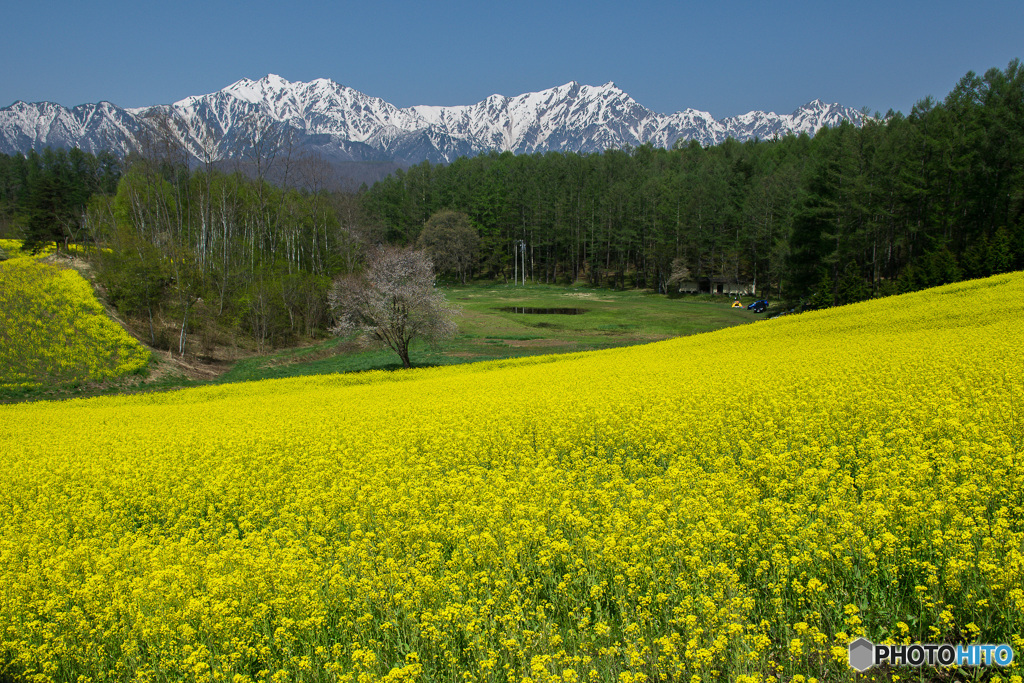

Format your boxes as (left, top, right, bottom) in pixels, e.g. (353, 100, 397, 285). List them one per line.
(1, 273, 1021, 683)
(0, 241, 150, 390)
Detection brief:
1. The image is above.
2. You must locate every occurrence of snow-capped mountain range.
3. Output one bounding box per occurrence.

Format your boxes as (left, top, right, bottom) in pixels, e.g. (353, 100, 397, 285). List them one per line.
(0, 75, 866, 165)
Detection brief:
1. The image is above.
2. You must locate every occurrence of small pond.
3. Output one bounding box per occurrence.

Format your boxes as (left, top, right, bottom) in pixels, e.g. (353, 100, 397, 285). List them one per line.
(497, 307, 587, 315)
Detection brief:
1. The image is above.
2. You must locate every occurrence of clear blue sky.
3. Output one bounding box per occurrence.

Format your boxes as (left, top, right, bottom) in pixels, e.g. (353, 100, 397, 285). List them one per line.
(2, 0, 1021, 119)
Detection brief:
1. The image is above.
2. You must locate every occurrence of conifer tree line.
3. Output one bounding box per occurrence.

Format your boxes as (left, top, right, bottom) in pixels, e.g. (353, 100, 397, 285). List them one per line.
(0, 147, 121, 252)
(364, 60, 1024, 305)
(0, 61, 1020, 355)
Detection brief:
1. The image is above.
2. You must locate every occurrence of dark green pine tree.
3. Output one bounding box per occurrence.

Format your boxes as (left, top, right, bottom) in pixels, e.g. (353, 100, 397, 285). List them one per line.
(21, 171, 68, 253)
(986, 227, 1013, 274)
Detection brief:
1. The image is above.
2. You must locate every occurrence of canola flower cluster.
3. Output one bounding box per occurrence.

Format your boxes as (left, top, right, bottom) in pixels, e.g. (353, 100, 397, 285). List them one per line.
(1, 273, 1022, 683)
(0, 239, 58, 259)
(0, 242, 150, 390)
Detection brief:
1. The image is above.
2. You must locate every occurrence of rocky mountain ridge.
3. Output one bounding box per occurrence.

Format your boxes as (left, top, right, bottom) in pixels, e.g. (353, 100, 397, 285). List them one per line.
(0, 75, 866, 165)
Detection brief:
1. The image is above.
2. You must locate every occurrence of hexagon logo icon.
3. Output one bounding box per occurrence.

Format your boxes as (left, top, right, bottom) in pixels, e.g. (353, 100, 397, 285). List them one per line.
(849, 638, 875, 671)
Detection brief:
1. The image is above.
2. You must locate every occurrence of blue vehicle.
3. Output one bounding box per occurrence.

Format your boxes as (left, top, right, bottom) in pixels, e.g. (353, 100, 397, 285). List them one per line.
(747, 299, 769, 313)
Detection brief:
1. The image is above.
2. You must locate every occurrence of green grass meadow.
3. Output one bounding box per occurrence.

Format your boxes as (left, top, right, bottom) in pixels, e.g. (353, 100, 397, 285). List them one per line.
(218, 283, 759, 383)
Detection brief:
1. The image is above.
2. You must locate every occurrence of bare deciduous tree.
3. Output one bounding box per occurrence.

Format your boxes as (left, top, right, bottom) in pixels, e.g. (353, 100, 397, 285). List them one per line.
(329, 246, 458, 369)
(666, 258, 693, 293)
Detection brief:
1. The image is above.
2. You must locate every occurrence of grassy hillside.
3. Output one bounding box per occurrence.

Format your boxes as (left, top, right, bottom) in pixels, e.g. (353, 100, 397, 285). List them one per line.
(0, 273, 1021, 682)
(0, 241, 150, 393)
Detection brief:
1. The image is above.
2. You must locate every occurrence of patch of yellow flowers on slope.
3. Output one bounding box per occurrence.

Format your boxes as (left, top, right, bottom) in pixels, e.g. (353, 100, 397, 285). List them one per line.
(1, 273, 1022, 683)
(0, 241, 150, 389)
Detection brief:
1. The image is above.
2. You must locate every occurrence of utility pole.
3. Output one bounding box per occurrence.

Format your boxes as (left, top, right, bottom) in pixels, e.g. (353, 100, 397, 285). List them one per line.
(518, 239, 527, 285)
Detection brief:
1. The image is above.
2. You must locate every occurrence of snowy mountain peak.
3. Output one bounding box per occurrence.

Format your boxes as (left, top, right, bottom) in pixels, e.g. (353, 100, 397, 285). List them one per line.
(795, 99, 828, 114)
(222, 74, 299, 103)
(212, 74, 345, 110)
(221, 76, 266, 102)
(0, 76, 867, 166)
